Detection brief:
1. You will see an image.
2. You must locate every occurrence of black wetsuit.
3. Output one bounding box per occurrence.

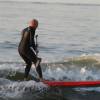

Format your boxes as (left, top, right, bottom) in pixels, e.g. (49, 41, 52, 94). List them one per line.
(18, 26, 42, 79)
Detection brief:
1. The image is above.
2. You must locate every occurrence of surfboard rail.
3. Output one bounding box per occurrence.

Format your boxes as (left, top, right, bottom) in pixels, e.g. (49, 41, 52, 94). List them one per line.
(43, 80, 100, 87)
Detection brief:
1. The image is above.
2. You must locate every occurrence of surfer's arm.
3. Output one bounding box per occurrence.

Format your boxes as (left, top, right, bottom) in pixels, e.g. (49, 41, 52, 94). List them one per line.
(29, 31, 37, 54)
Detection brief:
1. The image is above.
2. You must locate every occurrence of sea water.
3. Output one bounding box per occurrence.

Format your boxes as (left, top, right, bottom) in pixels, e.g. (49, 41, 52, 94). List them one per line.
(0, 1, 100, 100)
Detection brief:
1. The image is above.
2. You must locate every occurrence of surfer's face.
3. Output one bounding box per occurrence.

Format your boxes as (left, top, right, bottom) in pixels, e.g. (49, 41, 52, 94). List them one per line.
(29, 19, 38, 29)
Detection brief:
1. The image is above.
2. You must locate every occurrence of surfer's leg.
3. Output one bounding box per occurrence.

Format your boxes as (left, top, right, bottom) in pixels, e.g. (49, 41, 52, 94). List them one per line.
(29, 50, 43, 80)
(19, 53, 32, 79)
(24, 61, 32, 79)
(36, 64, 43, 79)
(23, 57, 32, 79)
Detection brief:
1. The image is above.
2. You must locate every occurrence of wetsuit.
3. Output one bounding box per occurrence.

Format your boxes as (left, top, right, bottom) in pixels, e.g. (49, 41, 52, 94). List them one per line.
(18, 26, 42, 79)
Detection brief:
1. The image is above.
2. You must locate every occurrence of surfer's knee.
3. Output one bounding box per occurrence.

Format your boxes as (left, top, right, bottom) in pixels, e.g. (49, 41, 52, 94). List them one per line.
(24, 63, 32, 79)
(26, 60, 32, 67)
(26, 64, 32, 69)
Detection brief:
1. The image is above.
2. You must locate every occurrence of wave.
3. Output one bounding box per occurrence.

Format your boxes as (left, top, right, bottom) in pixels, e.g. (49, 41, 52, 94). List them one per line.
(1, 55, 100, 99)
(1, 54, 100, 82)
(0, 79, 100, 100)
(0, 80, 47, 99)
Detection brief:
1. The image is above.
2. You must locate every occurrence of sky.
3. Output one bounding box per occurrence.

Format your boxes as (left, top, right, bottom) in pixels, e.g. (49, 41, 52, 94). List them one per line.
(0, 0, 100, 4)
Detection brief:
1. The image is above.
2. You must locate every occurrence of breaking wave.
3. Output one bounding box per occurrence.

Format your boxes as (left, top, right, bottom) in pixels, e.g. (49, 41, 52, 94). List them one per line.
(1, 54, 100, 100)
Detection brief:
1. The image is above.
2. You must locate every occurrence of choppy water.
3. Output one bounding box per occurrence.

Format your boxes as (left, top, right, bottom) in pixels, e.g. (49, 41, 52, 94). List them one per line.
(0, 1, 100, 100)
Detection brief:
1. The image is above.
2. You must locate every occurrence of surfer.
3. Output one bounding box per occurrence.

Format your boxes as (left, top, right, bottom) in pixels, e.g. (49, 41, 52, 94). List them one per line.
(18, 19, 43, 81)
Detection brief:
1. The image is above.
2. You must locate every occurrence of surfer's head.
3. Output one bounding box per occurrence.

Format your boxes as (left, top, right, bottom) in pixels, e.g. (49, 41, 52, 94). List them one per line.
(29, 19, 38, 29)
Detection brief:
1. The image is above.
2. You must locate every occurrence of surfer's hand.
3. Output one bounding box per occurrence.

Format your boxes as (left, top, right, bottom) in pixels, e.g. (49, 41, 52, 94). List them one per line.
(34, 47, 39, 54)
(35, 44, 38, 48)
(36, 49, 39, 54)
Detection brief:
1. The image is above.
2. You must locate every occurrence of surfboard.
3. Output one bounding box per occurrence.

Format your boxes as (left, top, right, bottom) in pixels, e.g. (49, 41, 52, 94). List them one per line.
(43, 80, 100, 87)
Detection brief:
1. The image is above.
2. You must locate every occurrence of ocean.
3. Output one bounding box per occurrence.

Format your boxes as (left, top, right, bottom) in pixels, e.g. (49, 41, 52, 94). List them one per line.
(0, 1, 100, 100)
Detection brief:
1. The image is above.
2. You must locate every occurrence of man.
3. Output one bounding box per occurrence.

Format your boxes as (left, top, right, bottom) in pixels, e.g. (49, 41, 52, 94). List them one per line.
(18, 19, 43, 81)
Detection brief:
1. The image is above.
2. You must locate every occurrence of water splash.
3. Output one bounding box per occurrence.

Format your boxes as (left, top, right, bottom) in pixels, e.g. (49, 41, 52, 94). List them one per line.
(0, 80, 48, 99)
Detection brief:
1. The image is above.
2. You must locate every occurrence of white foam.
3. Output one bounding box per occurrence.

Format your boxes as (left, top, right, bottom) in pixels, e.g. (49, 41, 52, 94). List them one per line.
(80, 67, 86, 74)
(1, 54, 100, 92)
(43, 62, 100, 81)
(0, 80, 48, 98)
